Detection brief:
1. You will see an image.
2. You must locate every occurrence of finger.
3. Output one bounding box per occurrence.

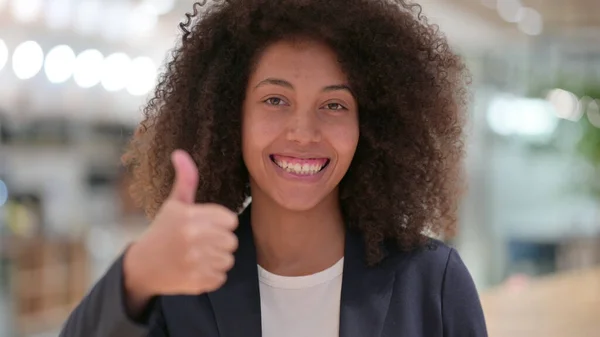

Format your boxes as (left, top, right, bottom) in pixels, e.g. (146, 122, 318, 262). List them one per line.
(203, 272, 227, 292)
(169, 150, 199, 204)
(187, 270, 226, 294)
(212, 232, 239, 253)
(208, 252, 235, 272)
(189, 204, 239, 230)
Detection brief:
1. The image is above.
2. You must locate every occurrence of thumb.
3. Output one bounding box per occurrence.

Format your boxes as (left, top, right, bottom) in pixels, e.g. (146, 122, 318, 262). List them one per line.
(169, 150, 199, 204)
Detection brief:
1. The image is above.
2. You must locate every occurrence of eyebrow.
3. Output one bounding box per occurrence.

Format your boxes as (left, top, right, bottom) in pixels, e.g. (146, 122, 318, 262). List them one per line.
(253, 77, 354, 95)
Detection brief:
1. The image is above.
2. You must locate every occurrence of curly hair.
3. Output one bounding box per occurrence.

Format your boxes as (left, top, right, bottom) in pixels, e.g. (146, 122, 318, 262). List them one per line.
(123, 0, 469, 265)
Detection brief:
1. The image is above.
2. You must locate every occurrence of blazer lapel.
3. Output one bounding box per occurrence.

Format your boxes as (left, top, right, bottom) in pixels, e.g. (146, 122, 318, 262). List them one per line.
(207, 207, 262, 337)
(339, 232, 396, 337)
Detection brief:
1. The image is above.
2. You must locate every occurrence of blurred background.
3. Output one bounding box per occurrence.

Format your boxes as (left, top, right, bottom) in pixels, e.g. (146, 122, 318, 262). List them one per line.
(0, 0, 599, 336)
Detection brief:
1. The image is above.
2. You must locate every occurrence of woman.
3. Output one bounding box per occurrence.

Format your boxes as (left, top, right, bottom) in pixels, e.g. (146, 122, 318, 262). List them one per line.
(60, 0, 486, 336)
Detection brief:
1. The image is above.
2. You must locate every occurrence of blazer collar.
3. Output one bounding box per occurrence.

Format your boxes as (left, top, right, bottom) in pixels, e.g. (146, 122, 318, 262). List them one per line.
(207, 206, 395, 337)
(207, 208, 262, 337)
(339, 230, 396, 337)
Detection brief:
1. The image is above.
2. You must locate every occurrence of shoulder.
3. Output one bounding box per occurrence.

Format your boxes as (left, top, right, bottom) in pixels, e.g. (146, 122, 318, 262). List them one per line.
(395, 240, 488, 334)
(381, 237, 473, 292)
(382, 237, 487, 334)
(385, 237, 456, 273)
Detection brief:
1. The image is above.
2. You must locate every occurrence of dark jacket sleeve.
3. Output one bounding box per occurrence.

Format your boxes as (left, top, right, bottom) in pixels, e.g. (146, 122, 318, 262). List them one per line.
(59, 253, 150, 337)
(441, 248, 488, 337)
(147, 298, 169, 336)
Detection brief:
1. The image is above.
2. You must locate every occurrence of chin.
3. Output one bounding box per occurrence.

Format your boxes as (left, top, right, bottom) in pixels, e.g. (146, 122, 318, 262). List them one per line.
(272, 193, 325, 212)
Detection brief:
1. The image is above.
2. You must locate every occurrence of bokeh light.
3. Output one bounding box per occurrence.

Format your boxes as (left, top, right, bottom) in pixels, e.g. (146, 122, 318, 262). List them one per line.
(128, 3, 159, 37)
(487, 95, 558, 137)
(547, 88, 581, 121)
(73, 49, 104, 88)
(101, 53, 132, 92)
(12, 40, 44, 80)
(142, 0, 176, 15)
(517, 7, 543, 36)
(44, 45, 77, 84)
(126, 56, 157, 96)
(586, 99, 600, 128)
(10, 0, 43, 23)
(496, 0, 521, 23)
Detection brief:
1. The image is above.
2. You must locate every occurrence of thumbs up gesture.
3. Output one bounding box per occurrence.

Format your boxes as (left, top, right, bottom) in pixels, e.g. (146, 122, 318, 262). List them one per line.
(124, 150, 239, 297)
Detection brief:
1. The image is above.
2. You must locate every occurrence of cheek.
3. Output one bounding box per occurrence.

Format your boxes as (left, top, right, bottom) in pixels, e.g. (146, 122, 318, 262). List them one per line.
(242, 109, 281, 157)
(330, 122, 359, 165)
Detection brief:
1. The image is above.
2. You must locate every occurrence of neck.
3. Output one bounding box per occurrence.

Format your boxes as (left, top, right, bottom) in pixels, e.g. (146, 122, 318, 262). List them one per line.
(250, 190, 345, 277)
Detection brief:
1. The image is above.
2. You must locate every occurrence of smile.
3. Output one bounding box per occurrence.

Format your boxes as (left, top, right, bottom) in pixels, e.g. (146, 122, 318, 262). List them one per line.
(270, 154, 330, 176)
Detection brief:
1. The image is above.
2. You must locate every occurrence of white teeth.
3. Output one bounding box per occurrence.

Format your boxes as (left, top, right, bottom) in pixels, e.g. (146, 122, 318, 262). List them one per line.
(274, 159, 325, 175)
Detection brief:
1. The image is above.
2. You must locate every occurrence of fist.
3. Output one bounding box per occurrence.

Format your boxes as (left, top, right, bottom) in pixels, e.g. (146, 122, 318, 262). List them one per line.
(125, 150, 239, 296)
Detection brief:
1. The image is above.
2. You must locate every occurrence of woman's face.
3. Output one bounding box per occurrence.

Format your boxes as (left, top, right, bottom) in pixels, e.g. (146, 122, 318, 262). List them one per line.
(242, 39, 359, 211)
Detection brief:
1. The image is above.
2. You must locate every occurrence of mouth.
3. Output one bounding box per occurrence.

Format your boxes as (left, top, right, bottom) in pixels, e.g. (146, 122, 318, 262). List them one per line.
(270, 154, 330, 176)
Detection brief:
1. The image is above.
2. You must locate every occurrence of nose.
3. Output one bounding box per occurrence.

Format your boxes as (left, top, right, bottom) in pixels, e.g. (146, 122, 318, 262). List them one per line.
(286, 109, 321, 145)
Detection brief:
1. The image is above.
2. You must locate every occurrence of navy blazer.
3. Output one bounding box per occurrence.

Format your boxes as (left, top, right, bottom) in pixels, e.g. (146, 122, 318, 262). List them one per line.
(147, 208, 488, 337)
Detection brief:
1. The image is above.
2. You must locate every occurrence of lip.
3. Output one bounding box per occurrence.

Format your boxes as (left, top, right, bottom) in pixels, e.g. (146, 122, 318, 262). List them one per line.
(268, 154, 331, 183)
(271, 153, 331, 160)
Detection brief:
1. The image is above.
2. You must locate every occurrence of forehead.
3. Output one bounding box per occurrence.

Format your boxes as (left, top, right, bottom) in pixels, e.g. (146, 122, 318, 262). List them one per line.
(249, 39, 348, 84)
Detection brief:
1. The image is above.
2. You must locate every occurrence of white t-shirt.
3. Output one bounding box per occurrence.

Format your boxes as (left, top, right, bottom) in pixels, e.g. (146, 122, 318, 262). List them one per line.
(258, 258, 344, 337)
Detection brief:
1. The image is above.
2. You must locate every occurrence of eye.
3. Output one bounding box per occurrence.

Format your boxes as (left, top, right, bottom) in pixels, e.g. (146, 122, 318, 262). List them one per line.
(324, 103, 347, 111)
(264, 97, 287, 106)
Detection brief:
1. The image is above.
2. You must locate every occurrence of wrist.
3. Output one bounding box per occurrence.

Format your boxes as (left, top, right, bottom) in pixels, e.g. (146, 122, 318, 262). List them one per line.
(123, 242, 155, 300)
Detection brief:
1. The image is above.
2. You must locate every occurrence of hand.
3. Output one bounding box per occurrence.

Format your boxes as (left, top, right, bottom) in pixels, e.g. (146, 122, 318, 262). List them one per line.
(124, 150, 239, 301)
